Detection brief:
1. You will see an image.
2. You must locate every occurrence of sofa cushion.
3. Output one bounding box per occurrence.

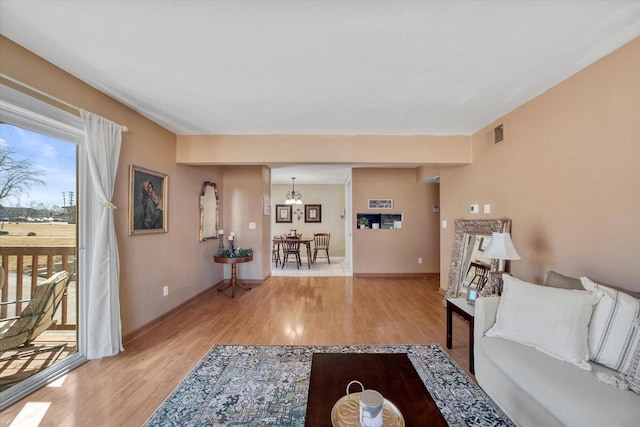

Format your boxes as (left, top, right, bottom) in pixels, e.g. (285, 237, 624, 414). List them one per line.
(544, 270, 583, 290)
(480, 336, 640, 427)
(626, 344, 640, 394)
(581, 277, 640, 374)
(486, 274, 600, 370)
(545, 271, 640, 299)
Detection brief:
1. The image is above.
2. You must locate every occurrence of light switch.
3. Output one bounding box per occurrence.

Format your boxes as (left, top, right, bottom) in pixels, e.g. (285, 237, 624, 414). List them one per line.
(249, 222, 256, 229)
(483, 204, 491, 214)
(442, 220, 447, 229)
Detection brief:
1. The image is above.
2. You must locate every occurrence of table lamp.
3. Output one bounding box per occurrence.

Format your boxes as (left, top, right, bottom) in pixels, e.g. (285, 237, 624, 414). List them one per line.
(483, 232, 520, 294)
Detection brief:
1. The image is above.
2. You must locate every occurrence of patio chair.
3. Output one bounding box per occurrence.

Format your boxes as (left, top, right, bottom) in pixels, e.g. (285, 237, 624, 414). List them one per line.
(313, 233, 331, 264)
(0, 270, 71, 359)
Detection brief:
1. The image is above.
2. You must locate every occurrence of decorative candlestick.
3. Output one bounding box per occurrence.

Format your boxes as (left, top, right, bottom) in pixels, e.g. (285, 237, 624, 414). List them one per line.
(218, 230, 224, 253)
(229, 234, 235, 253)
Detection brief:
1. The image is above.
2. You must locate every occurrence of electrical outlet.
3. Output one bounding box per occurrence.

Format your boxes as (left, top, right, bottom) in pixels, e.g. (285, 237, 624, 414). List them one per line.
(470, 204, 479, 214)
(418, 258, 423, 264)
(163, 285, 168, 297)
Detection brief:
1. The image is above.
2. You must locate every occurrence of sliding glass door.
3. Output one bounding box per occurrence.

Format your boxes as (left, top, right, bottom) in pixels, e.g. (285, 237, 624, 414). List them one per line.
(1, 84, 87, 409)
(0, 123, 78, 397)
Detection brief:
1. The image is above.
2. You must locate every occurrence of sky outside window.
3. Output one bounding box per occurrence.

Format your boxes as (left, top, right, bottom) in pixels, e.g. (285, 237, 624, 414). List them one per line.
(0, 123, 76, 208)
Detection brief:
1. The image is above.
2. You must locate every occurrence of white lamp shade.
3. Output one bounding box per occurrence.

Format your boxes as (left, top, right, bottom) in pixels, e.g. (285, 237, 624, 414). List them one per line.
(483, 232, 521, 260)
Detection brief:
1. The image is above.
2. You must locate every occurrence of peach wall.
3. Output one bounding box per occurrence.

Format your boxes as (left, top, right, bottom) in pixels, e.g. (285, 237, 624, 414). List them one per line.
(440, 37, 640, 292)
(261, 166, 272, 276)
(177, 134, 471, 166)
(221, 166, 270, 280)
(0, 36, 225, 334)
(352, 169, 440, 274)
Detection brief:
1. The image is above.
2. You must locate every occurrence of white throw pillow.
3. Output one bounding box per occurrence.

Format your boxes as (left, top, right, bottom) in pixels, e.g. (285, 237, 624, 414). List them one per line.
(486, 275, 600, 370)
(581, 277, 640, 374)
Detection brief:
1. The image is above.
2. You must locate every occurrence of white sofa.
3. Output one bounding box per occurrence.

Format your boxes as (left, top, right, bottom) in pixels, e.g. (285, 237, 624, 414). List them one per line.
(474, 275, 640, 427)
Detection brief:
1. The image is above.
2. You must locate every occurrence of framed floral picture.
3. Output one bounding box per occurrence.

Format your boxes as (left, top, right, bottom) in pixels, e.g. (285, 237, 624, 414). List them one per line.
(275, 204, 292, 223)
(304, 204, 321, 223)
(129, 165, 168, 235)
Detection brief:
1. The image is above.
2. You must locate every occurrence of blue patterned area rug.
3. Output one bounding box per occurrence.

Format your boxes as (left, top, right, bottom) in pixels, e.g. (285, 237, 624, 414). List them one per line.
(145, 344, 513, 427)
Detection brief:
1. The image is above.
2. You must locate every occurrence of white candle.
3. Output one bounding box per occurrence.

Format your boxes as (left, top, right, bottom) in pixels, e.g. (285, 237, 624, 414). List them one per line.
(218, 230, 224, 235)
(230, 232, 235, 237)
(228, 235, 233, 241)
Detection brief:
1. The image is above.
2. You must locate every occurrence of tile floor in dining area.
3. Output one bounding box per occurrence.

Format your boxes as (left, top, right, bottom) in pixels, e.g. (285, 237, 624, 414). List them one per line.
(271, 257, 352, 276)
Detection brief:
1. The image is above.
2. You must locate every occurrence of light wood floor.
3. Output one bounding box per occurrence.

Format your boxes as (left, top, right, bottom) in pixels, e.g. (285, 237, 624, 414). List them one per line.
(0, 275, 473, 426)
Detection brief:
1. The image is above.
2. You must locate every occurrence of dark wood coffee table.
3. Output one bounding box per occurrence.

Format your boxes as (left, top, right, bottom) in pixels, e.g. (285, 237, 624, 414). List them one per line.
(305, 353, 447, 426)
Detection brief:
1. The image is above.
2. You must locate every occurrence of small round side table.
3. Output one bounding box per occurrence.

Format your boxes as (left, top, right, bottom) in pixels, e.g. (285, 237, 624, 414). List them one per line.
(213, 255, 253, 298)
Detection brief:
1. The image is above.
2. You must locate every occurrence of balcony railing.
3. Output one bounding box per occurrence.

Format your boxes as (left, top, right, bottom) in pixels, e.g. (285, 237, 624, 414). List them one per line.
(0, 246, 76, 329)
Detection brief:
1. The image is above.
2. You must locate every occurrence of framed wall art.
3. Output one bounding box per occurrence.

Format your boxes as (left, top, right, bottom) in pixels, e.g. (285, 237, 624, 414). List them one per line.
(129, 165, 168, 235)
(275, 204, 292, 223)
(304, 204, 322, 223)
(368, 199, 393, 209)
(263, 196, 270, 215)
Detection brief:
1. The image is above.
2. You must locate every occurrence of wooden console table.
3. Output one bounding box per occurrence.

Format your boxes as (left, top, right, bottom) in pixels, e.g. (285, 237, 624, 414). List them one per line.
(214, 255, 253, 298)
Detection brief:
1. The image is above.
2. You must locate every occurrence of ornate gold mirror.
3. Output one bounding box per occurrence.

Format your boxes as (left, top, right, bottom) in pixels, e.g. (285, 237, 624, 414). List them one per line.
(199, 181, 220, 241)
(445, 219, 512, 299)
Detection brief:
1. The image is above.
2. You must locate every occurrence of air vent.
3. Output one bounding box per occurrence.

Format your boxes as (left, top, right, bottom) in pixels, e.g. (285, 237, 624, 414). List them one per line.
(494, 124, 504, 144)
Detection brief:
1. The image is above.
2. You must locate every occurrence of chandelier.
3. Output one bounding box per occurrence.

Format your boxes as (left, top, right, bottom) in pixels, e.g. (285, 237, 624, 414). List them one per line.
(285, 177, 303, 205)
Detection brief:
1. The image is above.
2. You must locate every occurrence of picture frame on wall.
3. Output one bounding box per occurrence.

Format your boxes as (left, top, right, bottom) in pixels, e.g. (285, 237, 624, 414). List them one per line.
(275, 204, 292, 223)
(129, 165, 168, 235)
(304, 204, 322, 223)
(263, 196, 270, 215)
(368, 199, 393, 209)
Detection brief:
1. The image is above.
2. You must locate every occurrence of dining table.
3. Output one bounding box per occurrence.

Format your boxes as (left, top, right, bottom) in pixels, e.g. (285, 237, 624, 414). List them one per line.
(273, 236, 314, 269)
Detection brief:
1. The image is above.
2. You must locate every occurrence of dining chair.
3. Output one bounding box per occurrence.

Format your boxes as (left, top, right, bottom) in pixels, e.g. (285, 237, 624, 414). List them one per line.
(466, 261, 489, 290)
(272, 239, 281, 267)
(313, 233, 331, 264)
(281, 236, 301, 269)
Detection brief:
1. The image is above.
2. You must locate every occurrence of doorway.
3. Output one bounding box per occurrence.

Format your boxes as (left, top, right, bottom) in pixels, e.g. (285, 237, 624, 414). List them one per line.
(270, 166, 353, 277)
(0, 124, 79, 395)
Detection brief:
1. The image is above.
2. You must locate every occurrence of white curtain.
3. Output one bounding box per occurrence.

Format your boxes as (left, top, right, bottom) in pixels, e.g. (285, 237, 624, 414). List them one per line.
(80, 110, 124, 359)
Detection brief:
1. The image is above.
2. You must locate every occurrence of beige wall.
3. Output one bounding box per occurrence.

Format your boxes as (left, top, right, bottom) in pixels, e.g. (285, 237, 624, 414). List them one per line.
(261, 166, 272, 275)
(352, 168, 440, 274)
(440, 37, 640, 292)
(220, 166, 271, 280)
(272, 184, 346, 257)
(0, 36, 225, 334)
(177, 134, 471, 166)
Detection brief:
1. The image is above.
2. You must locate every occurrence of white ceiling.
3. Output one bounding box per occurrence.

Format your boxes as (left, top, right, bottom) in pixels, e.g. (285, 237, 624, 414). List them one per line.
(1, 1, 639, 183)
